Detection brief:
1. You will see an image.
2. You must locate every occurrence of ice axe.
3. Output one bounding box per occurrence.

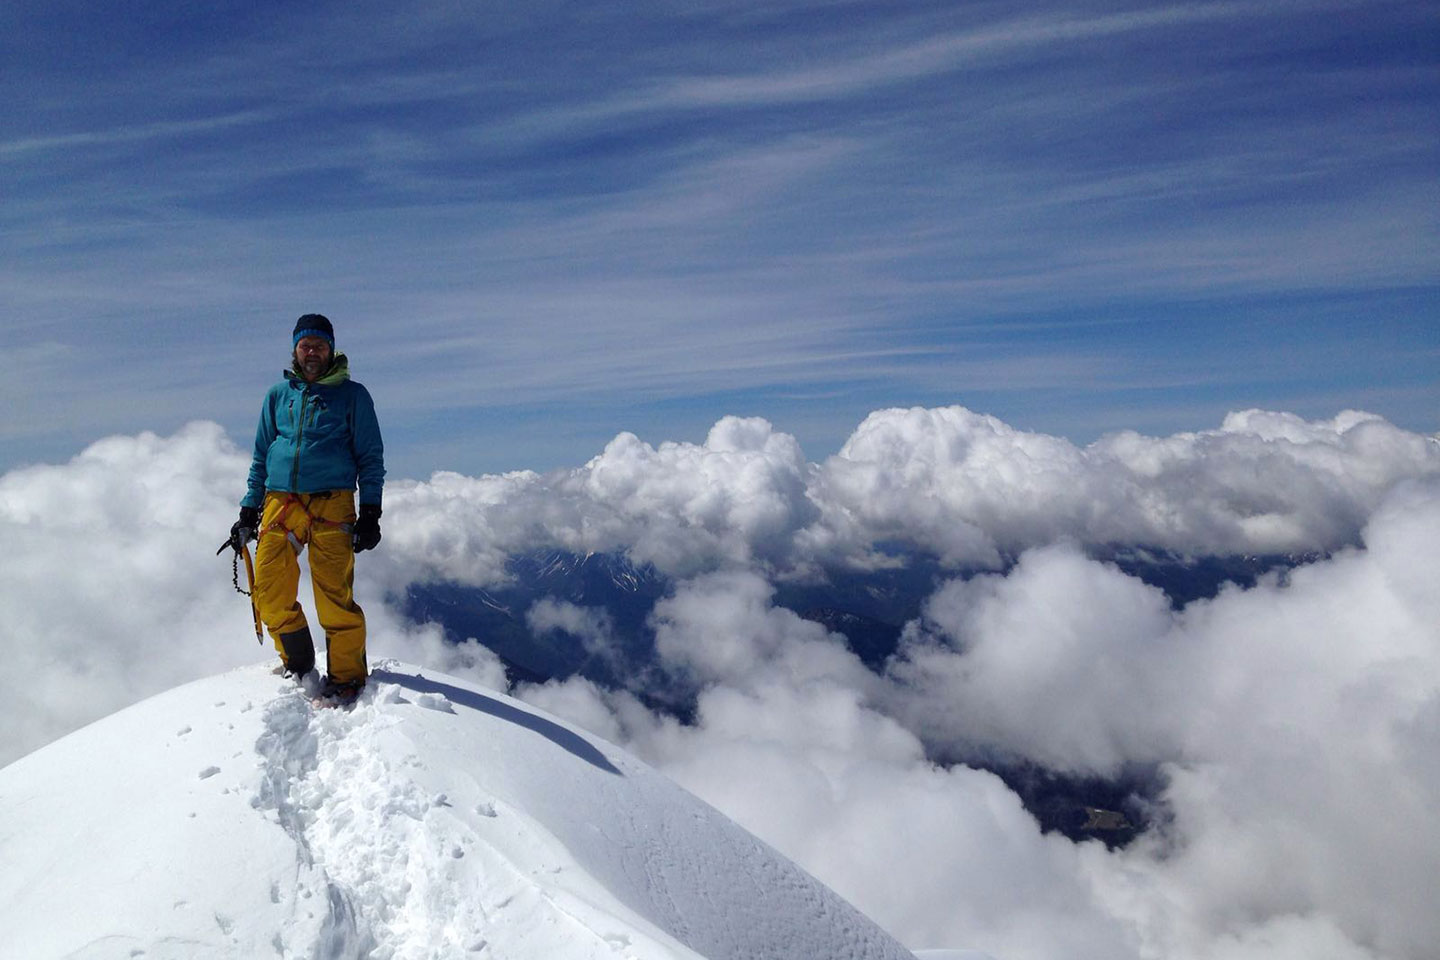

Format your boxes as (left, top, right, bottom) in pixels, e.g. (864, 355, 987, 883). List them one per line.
(217, 534, 265, 645)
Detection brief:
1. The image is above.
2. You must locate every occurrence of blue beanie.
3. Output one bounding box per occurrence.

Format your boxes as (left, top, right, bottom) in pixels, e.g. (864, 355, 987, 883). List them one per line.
(293, 313, 335, 348)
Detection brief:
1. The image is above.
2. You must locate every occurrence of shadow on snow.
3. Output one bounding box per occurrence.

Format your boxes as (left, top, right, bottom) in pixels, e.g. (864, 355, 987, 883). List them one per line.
(370, 668, 622, 776)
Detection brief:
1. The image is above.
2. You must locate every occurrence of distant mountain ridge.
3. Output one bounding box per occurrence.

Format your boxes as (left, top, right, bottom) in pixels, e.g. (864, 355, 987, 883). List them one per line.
(402, 546, 1307, 686)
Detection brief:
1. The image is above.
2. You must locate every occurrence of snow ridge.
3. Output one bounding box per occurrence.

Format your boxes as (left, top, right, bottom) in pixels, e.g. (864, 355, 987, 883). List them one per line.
(0, 662, 918, 960)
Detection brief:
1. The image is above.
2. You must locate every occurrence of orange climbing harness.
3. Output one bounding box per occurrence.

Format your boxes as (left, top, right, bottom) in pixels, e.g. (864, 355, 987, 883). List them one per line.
(261, 492, 353, 553)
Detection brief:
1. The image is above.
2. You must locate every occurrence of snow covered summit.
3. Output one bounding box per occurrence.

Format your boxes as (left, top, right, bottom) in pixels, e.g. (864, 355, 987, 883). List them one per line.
(0, 661, 917, 960)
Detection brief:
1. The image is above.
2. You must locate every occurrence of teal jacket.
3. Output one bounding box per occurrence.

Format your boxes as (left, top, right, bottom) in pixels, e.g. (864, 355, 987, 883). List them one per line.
(242, 355, 385, 509)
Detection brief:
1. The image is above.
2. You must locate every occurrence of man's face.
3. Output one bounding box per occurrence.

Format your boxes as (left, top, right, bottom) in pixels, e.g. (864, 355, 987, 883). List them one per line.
(295, 336, 332, 382)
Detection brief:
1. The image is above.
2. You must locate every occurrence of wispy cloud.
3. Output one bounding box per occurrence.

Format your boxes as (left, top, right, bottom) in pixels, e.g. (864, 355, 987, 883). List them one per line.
(657, 2, 1266, 107)
(0, 108, 275, 157)
(0, 0, 1434, 477)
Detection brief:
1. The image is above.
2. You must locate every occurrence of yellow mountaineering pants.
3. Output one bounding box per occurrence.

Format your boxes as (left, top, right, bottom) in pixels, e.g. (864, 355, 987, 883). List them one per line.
(253, 490, 367, 684)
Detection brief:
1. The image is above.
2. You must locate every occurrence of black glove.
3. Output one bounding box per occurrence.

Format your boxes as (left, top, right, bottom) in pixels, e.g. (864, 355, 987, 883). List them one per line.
(352, 504, 382, 553)
(223, 506, 261, 554)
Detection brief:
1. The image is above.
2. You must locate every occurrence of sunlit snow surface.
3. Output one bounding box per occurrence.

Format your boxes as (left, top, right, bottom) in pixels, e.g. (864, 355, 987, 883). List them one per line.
(0, 661, 918, 960)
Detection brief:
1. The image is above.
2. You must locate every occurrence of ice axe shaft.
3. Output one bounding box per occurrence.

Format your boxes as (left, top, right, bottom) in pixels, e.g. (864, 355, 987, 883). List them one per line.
(242, 543, 264, 645)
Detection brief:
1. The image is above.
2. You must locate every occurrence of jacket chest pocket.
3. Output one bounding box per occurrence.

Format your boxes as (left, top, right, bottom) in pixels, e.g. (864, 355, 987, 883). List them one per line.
(302, 396, 344, 442)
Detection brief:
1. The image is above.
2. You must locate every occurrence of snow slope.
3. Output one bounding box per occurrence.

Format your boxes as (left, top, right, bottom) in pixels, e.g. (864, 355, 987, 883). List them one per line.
(0, 661, 917, 960)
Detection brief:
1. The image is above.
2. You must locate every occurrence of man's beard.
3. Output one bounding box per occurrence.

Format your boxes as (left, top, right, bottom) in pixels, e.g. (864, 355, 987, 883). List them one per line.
(298, 354, 329, 379)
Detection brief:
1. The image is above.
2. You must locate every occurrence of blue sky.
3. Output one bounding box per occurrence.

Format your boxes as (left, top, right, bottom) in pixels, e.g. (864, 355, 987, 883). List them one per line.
(3, 0, 1436, 482)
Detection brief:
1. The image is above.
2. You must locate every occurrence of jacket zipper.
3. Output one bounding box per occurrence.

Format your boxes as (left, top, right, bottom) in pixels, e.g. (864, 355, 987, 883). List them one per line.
(291, 388, 310, 491)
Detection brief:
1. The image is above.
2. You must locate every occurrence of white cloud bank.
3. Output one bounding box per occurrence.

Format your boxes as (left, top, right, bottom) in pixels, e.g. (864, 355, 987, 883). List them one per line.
(520, 475, 1440, 959)
(367, 406, 1439, 591)
(816, 407, 1436, 564)
(2, 406, 1437, 960)
(882, 483, 1440, 958)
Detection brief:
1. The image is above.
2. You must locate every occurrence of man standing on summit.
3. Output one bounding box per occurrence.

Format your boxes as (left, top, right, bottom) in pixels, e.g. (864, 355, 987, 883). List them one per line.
(226, 315, 385, 704)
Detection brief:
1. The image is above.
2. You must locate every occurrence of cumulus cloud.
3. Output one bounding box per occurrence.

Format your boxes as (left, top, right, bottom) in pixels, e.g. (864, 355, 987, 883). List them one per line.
(0, 423, 256, 764)
(521, 480, 1439, 958)
(367, 406, 1440, 590)
(367, 416, 817, 590)
(879, 479, 1440, 957)
(648, 570, 875, 690)
(577, 417, 819, 575)
(521, 571, 1138, 958)
(0, 424, 500, 766)
(1124, 482, 1440, 960)
(3, 407, 1437, 960)
(884, 542, 1181, 773)
(814, 406, 1440, 565)
(366, 468, 545, 589)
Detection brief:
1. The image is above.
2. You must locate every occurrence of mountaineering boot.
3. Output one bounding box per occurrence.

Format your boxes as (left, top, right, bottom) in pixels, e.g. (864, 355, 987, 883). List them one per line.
(278, 627, 316, 678)
(317, 674, 365, 706)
